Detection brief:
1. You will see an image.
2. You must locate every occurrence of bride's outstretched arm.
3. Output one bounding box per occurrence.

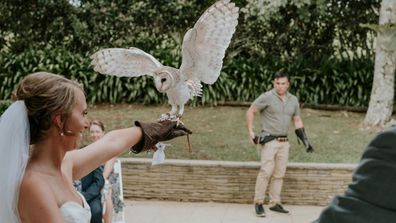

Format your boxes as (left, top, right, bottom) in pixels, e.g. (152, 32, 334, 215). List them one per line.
(68, 120, 191, 180)
(68, 127, 142, 180)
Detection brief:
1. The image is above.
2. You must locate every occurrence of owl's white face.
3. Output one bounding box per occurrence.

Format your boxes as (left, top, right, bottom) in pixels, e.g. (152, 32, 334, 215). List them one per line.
(153, 69, 174, 93)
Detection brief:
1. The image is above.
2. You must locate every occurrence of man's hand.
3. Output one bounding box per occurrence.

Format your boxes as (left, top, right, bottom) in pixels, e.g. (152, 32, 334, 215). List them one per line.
(306, 143, 314, 153)
(295, 127, 314, 153)
(248, 130, 255, 144)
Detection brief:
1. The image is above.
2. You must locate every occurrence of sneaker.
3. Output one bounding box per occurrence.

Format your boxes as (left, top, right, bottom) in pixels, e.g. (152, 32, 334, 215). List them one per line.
(269, 203, 289, 214)
(255, 203, 266, 217)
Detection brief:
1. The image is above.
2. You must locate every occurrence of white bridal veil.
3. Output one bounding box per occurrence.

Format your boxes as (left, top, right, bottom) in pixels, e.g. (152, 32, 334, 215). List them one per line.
(0, 101, 30, 223)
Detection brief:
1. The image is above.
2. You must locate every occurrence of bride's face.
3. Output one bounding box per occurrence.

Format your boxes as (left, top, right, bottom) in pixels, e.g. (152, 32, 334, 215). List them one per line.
(62, 90, 89, 149)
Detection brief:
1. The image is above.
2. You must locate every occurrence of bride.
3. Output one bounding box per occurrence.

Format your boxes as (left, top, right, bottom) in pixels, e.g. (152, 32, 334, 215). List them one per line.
(0, 72, 191, 223)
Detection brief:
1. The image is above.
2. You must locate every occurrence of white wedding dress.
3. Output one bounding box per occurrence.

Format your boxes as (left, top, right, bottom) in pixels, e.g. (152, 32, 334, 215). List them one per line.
(60, 192, 91, 223)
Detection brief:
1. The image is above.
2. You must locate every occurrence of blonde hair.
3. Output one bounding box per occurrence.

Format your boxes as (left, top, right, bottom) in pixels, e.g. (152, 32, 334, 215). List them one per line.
(12, 72, 84, 144)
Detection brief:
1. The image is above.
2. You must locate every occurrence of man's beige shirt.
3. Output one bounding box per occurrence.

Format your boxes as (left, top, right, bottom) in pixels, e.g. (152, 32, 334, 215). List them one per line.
(252, 89, 300, 136)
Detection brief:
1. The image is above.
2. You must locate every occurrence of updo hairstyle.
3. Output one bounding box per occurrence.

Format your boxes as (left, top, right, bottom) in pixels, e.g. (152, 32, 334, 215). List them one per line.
(12, 72, 84, 144)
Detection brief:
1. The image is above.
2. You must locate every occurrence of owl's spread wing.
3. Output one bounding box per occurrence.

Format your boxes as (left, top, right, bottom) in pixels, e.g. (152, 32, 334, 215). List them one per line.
(90, 47, 163, 77)
(180, 0, 239, 85)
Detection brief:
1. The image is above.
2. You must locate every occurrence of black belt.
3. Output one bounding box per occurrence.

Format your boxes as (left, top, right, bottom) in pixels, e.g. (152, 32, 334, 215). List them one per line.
(255, 132, 288, 144)
(274, 136, 288, 142)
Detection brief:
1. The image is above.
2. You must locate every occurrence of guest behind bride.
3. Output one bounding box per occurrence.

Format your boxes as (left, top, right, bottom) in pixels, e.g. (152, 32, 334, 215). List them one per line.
(78, 165, 104, 223)
(78, 141, 105, 223)
(0, 72, 191, 223)
(89, 120, 125, 223)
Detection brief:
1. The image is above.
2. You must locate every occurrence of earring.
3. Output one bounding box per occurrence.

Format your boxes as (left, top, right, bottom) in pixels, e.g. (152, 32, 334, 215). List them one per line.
(60, 132, 64, 136)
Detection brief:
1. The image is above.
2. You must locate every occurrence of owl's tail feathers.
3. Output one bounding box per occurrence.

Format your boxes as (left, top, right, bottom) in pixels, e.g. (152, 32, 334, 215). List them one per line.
(187, 79, 203, 98)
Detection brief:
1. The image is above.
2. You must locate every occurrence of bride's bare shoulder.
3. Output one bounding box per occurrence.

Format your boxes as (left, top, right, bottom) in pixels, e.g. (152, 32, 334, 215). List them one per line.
(19, 167, 55, 202)
(18, 171, 60, 222)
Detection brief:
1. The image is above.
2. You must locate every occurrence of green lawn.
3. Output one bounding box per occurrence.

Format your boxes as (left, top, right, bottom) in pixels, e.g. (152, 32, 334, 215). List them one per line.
(83, 103, 380, 164)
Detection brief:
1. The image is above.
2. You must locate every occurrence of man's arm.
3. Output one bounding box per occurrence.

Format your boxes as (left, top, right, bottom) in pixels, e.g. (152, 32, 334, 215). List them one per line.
(246, 105, 258, 144)
(293, 115, 314, 153)
(293, 115, 304, 129)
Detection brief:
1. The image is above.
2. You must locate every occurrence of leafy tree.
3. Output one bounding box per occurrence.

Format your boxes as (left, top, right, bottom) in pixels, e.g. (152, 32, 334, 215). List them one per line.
(0, 0, 382, 107)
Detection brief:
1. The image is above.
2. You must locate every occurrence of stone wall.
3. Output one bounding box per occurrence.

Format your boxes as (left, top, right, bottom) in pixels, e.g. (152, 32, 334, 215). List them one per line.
(120, 158, 356, 206)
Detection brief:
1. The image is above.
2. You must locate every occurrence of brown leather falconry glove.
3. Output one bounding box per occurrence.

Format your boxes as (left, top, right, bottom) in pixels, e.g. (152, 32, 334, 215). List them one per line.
(130, 120, 192, 154)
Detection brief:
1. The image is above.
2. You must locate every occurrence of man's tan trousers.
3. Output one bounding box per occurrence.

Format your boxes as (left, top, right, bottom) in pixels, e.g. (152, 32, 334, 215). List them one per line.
(254, 140, 290, 204)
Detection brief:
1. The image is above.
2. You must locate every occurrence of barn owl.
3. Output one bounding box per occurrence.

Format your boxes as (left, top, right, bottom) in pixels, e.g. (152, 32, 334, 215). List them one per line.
(90, 0, 239, 120)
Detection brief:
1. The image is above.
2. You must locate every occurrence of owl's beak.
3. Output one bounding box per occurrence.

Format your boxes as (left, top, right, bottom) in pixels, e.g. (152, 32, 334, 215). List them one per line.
(154, 81, 165, 93)
(157, 87, 166, 93)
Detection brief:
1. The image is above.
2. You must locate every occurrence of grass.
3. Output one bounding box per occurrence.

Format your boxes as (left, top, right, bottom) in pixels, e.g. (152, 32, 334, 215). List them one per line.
(83, 103, 381, 164)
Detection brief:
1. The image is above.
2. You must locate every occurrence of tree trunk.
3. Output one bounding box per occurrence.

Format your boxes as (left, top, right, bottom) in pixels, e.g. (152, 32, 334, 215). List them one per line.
(364, 0, 396, 127)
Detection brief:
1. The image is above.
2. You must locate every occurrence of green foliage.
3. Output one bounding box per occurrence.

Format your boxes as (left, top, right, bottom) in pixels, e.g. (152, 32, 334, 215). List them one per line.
(0, 0, 382, 107)
(0, 48, 164, 104)
(0, 100, 12, 116)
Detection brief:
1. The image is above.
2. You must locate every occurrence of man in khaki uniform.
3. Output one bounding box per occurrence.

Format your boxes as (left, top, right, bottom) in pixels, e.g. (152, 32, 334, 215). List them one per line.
(246, 69, 313, 217)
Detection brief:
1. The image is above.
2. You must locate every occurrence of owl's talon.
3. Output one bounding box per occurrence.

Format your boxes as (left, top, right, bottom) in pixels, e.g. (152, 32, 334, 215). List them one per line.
(159, 113, 180, 121)
(175, 119, 185, 127)
(159, 113, 171, 121)
(175, 114, 185, 125)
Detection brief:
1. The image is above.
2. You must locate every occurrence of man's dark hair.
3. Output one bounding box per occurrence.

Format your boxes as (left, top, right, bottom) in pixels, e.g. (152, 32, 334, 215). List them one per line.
(273, 69, 289, 80)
